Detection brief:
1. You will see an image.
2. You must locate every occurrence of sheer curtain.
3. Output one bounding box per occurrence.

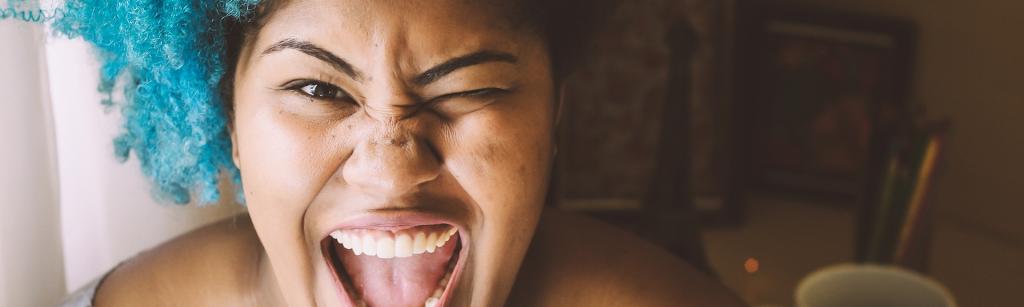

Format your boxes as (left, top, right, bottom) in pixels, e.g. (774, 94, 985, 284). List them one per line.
(0, 9, 242, 305)
(0, 18, 64, 307)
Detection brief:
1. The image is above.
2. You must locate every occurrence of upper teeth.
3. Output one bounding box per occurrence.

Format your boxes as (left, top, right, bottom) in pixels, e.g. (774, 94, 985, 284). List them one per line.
(330, 226, 457, 259)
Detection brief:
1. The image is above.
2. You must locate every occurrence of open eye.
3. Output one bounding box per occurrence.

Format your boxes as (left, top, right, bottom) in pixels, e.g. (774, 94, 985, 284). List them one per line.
(286, 80, 352, 102)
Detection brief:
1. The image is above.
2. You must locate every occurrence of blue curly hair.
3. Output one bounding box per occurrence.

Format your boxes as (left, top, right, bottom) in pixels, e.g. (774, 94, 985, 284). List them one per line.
(49, 0, 262, 205)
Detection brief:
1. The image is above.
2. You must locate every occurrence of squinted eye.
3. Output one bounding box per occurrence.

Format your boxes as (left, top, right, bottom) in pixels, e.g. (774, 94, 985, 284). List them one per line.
(429, 88, 508, 103)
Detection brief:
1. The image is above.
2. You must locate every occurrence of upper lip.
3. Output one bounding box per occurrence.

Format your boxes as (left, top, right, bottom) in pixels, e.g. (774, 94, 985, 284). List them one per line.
(318, 209, 468, 240)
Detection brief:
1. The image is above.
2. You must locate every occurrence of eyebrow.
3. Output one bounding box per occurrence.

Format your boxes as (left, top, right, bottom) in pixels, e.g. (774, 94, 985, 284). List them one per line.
(262, 38, 363, 80)
(411, 50, 518, 86)
(261, 38, 518, 86)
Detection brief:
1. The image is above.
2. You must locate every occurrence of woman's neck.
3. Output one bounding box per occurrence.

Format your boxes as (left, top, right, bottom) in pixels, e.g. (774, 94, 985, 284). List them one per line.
(250, 247, 288, 306)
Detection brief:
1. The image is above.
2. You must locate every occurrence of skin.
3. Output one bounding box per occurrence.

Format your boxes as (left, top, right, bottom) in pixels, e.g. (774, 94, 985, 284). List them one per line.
(93, 0, 746, 306)
(95, 211, 746, 306)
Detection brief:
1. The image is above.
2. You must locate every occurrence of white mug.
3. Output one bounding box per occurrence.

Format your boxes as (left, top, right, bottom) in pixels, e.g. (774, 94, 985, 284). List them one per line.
(795, 264, 956, 307)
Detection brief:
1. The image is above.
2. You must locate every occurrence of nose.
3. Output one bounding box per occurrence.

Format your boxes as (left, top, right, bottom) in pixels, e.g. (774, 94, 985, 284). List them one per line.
(341, 121, 440, 196)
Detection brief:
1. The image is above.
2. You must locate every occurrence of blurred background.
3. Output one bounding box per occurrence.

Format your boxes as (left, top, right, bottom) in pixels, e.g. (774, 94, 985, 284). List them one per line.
(552, 0, 1022, 306)
(2, 0, 1022, 306)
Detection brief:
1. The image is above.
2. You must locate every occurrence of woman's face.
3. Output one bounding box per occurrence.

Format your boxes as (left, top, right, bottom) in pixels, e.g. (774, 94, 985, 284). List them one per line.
(231, 0, 556, 306)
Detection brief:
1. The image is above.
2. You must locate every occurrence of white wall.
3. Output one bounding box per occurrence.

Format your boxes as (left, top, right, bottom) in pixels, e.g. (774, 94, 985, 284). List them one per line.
(0, 19, 65, 307)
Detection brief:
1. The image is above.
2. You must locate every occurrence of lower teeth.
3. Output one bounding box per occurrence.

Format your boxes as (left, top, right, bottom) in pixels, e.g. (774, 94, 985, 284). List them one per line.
(424, 253, 457, 307)
(424, 297, 440, 307)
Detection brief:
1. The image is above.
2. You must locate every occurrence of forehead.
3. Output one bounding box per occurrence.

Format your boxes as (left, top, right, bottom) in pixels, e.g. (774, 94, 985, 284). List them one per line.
(264, 0, 522, 28)
(251, 0, 536, 67)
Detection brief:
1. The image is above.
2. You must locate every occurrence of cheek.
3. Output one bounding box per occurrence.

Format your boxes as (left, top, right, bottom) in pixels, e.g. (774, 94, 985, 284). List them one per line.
(232, 90, 353, 240)
(444, 97, 555, 230)
(235, 96, 352, 199)
(441, 96, 554, 296)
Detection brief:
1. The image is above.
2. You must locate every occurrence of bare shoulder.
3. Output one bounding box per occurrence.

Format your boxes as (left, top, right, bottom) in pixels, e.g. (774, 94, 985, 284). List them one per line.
(508, 209, 746, 307)
(93, 214, 263, 307)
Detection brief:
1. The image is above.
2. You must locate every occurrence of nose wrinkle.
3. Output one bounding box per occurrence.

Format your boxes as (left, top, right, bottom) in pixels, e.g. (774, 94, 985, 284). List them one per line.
(364, 96, 423, 122)
(373, 118, 408, 146)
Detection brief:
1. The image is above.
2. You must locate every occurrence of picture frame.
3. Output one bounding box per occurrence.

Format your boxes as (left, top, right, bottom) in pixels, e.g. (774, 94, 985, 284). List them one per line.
(731, 3, 916, 200)
(552, 0, 740, 229)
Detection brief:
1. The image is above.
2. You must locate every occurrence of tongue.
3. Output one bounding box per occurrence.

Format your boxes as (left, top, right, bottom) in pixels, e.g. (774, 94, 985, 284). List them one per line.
(338, 238, 457, 307)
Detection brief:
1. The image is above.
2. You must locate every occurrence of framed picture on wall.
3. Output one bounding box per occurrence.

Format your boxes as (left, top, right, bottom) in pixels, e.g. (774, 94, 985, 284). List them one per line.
(733, 3, 916, 199)
(555, 0, 734, 220)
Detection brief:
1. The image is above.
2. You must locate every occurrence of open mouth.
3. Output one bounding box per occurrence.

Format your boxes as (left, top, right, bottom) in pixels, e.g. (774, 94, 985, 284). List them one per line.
(322, 224, 464, 307)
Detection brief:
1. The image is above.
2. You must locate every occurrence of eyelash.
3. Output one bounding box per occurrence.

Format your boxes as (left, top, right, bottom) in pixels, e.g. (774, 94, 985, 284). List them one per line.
(285, 80, 352, 102)
(429, 88, 508, 103)
(283, 79, 508, 104)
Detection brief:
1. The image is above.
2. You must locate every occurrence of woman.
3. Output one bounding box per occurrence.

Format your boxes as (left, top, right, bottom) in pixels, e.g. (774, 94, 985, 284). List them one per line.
(52, 0, 745, 306)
